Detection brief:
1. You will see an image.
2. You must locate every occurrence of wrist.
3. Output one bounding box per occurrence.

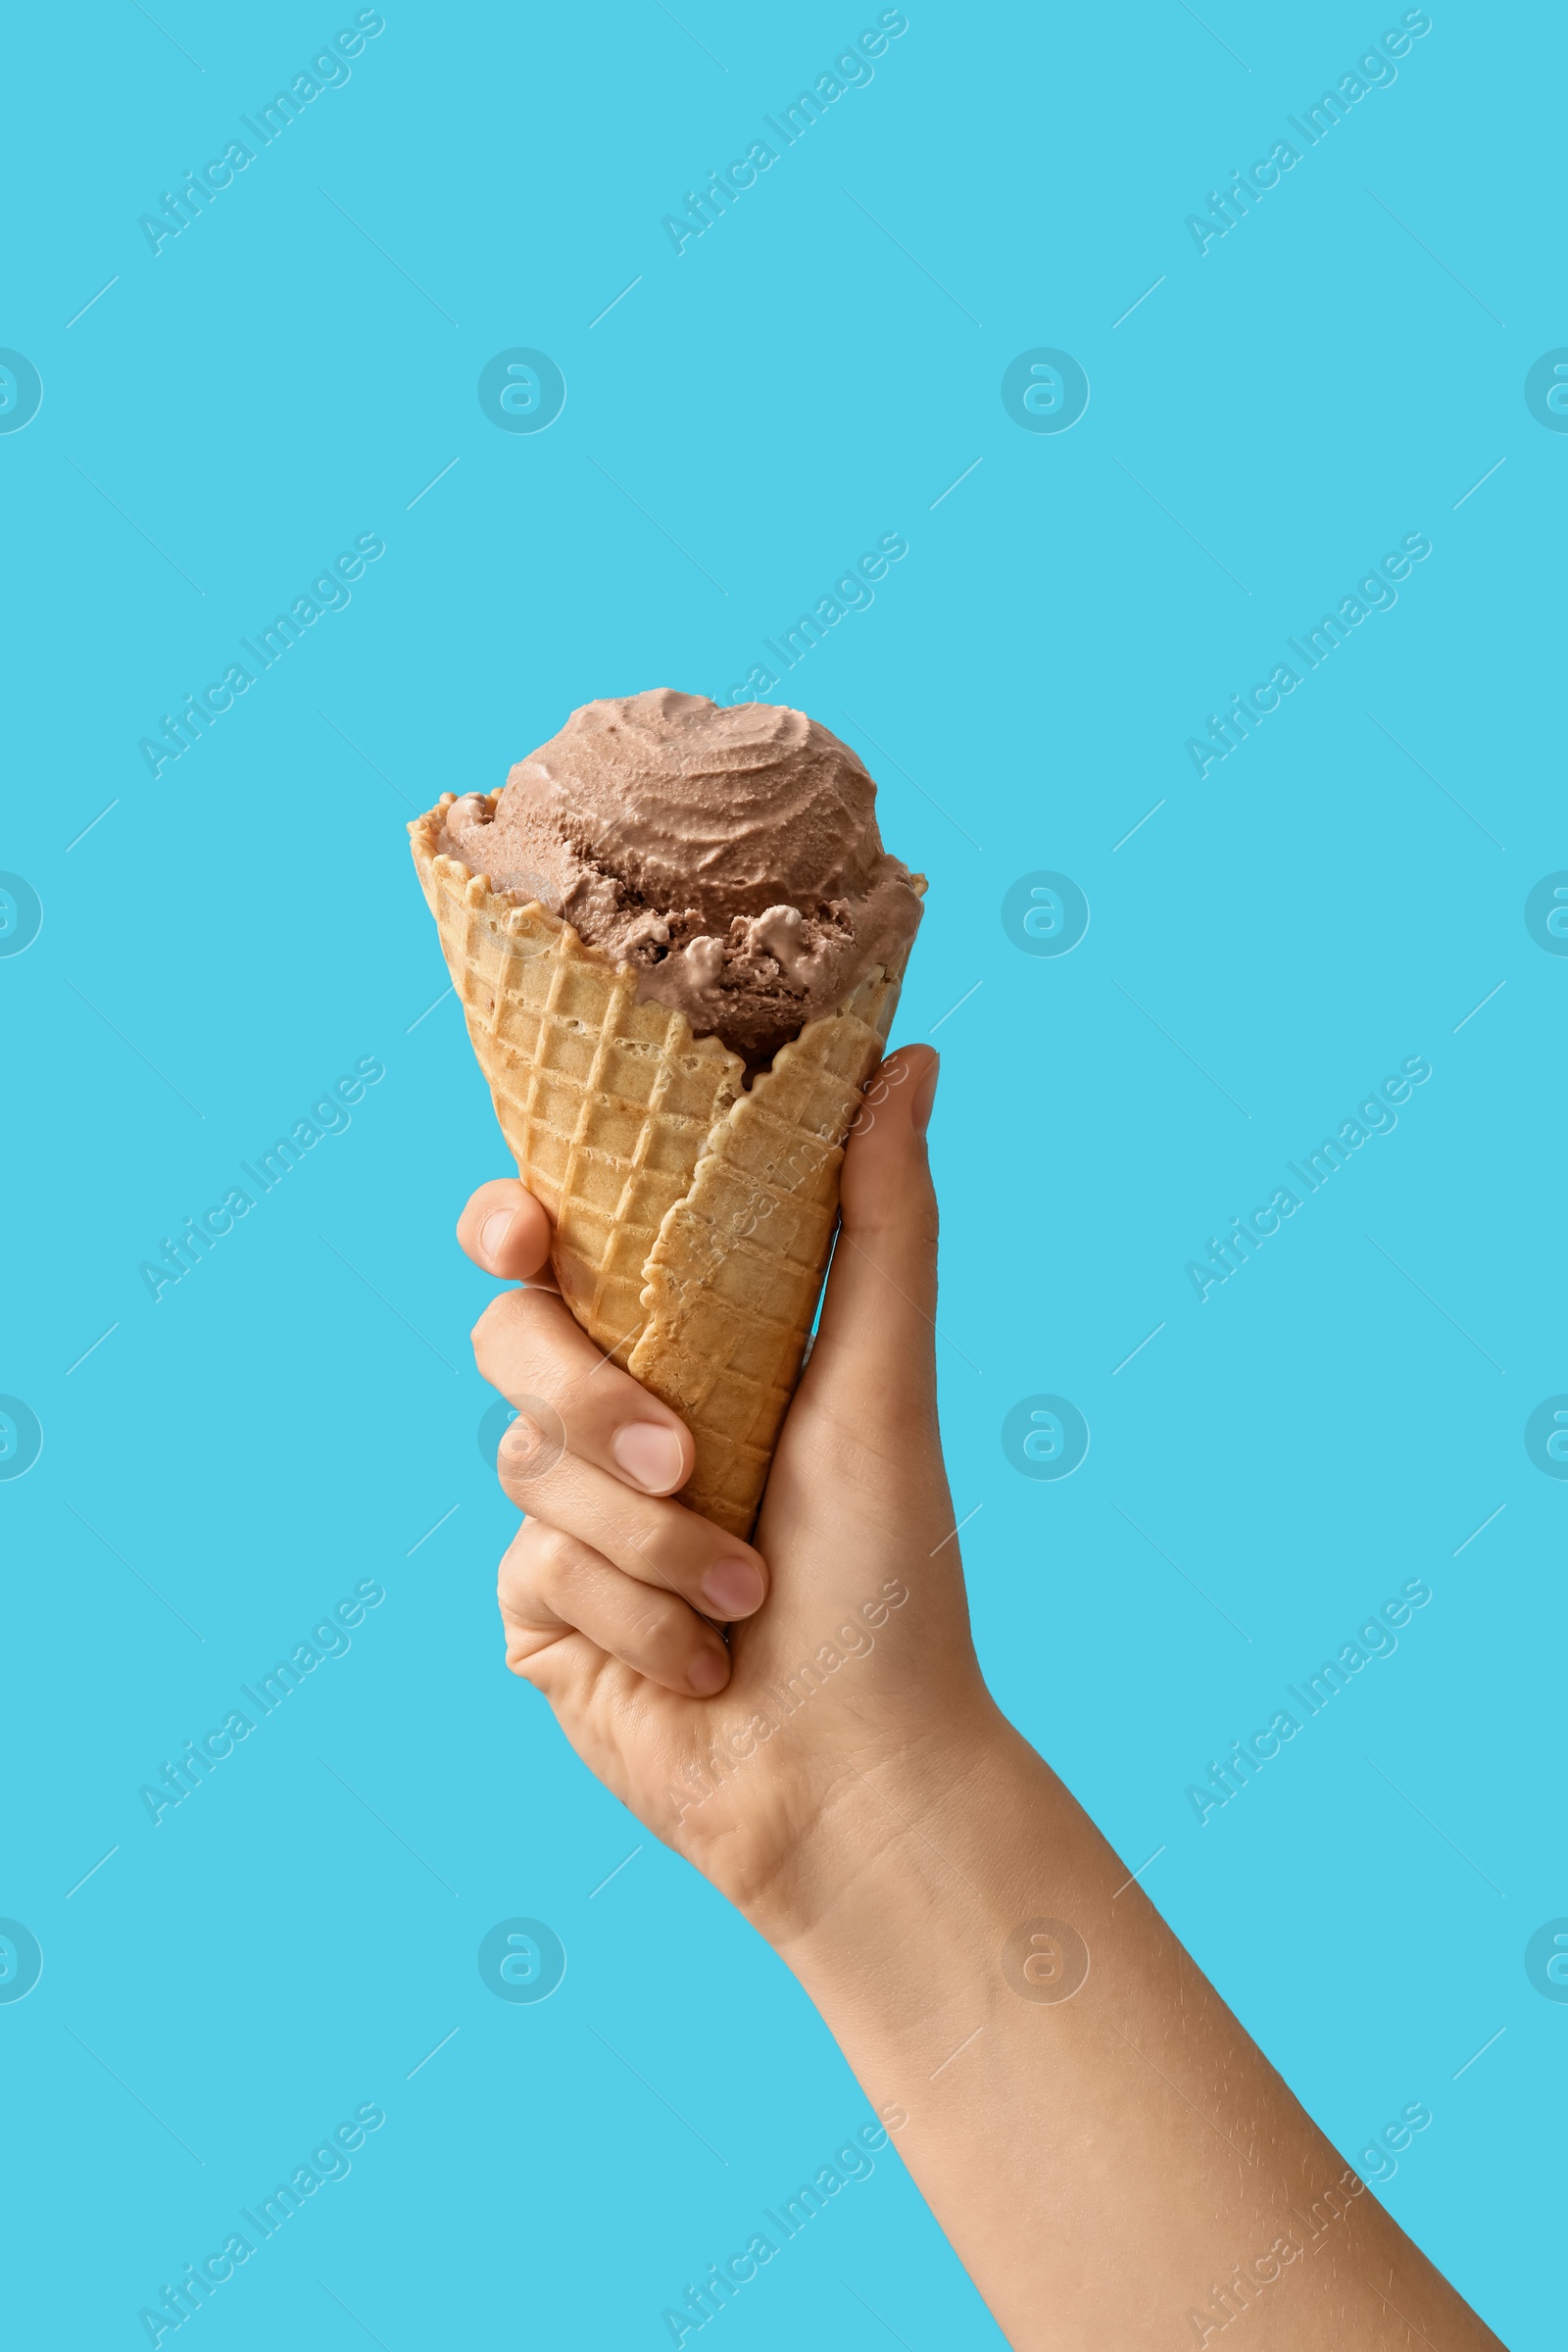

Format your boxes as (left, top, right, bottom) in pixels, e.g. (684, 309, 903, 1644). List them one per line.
(747, 1702, 1050, 1987)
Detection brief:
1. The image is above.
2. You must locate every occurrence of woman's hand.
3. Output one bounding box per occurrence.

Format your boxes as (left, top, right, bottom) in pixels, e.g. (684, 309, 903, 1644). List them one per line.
(460, 1045, 997, 1937)
(457, 1045, 1505, 2352)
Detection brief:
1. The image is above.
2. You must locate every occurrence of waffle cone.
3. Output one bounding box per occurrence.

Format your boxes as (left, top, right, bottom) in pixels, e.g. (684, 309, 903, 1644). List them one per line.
(411, 796, 906, 1537)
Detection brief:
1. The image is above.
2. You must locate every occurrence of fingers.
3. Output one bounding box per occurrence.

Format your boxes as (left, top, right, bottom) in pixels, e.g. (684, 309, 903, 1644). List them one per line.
(457, 1178, 554, 1284)
(473, 1283, 697, 1496)
(809, 1046, 942, 1426)
(461, 1177, 768, 1633)
(462, 1180, 698, 1496)
(473, 1284, 768, 1624)
(499, 1517, 731, 1698)
(496, 1418, 766, 1623)
(780, 1046, 953, 1567)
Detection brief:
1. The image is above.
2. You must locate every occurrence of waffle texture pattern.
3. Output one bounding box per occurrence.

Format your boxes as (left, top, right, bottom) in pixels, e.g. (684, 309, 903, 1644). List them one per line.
(412, 796, 904, 1536)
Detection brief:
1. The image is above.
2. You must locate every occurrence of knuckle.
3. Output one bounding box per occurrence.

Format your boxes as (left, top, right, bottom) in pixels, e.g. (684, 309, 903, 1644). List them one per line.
(471, 1287, 563, 1391)
(558, 1359, 643, 1425)
(585, 1490, 662, 1558)
(469, 1290, 514, 1370)
(634, 1516, 709, 1594)
(529, 1522, 584, 1595)
(497, 1515, 556, 1594)
(495, 1526, 532, 1601)
(573, 1478, 656, 1556)
(626, 1591, 684, 1651)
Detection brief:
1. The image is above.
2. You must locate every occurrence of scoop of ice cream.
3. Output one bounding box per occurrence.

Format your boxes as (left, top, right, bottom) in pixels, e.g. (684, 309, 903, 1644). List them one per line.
(438, 689, 924, 1064)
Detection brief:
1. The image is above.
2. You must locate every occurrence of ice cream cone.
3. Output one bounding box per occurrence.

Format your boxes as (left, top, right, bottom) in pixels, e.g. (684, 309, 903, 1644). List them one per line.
(412, 796, 906, 1536)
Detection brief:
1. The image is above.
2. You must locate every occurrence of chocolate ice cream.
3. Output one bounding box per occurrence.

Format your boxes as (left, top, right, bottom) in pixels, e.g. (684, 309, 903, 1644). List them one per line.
(438, 689, 924, 1064)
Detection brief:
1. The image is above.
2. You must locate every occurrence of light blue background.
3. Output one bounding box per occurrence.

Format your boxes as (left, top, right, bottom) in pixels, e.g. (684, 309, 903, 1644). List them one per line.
(2, 3, 1559, 2344)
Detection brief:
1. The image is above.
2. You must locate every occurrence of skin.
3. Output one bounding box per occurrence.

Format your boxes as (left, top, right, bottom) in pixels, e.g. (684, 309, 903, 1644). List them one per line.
(459, 1046, 1505, 2352)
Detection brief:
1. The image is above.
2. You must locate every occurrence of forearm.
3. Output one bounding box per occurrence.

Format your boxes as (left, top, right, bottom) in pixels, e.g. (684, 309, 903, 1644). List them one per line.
(763, 1714, 1502, 2352)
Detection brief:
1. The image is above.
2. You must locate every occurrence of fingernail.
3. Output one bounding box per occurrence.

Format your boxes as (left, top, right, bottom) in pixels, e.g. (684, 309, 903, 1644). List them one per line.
(701, 1558, 765, 1619)
(688, 1649, 729, 1695)
(912, 1054, 940, 1135)
(611, 1421, 686, 1493)
(480, 1209, 515, 1265)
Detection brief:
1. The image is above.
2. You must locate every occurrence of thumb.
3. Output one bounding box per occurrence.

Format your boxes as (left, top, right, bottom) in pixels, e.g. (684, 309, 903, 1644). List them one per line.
(808, 1046, 942, 1424)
